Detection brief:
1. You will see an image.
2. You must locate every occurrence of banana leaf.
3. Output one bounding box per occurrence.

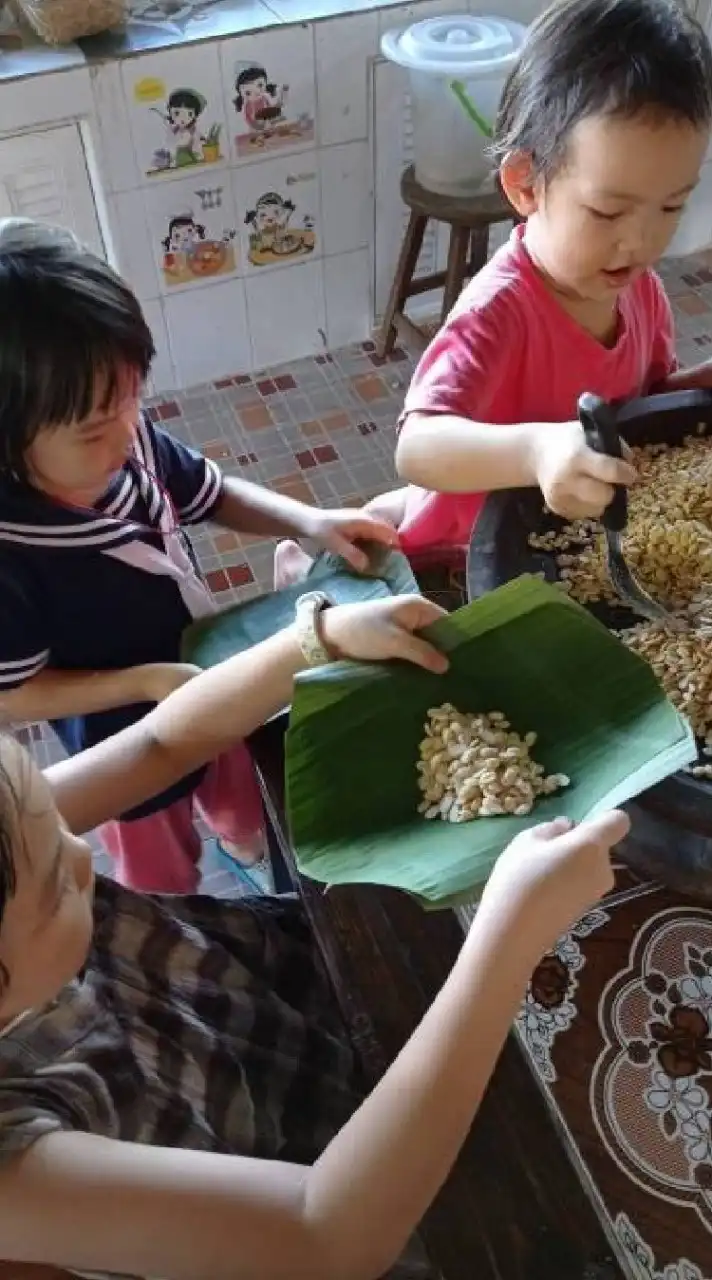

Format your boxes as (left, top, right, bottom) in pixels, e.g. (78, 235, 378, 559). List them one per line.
(182, 544, 418, 668)
(286, 575, 696, 909)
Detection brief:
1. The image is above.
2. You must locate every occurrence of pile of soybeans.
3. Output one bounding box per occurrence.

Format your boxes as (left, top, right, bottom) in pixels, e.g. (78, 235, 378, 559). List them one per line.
(416, 705, 569, 823)
(529, 429, 712, 770)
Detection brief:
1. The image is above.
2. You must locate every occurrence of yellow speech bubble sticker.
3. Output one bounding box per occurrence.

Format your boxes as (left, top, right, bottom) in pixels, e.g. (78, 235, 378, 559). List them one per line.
(134, 77, 166, 104)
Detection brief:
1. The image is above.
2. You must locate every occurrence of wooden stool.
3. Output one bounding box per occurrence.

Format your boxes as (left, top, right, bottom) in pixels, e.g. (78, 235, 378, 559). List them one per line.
(377, 165, 516, 358)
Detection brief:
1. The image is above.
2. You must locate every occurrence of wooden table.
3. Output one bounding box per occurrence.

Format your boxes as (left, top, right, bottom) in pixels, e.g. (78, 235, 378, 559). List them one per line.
(250, 715, 625, 1280)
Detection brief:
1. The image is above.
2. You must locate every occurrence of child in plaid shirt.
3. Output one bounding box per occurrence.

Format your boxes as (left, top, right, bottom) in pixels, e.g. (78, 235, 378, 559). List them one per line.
(0, 594, 624, 1280)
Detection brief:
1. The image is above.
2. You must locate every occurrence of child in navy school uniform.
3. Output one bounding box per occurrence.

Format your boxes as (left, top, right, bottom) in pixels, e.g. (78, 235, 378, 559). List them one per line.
(0, 218, 397, 895)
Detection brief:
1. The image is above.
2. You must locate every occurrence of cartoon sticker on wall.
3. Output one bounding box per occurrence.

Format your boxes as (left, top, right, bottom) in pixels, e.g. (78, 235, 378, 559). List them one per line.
(160, 186, 238, 287)
(232, 62, 314, 157)
(245, 190, 316, 267)
(134, 77, 224, 176)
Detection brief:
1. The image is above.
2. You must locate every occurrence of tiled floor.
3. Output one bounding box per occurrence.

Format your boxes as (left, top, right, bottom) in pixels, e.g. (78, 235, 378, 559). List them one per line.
(158, 340, 415, 609)
(14, 247, 712, 890)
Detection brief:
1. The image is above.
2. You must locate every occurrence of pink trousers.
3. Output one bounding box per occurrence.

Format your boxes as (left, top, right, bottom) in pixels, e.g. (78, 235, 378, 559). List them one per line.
(99, 742, 265, 894)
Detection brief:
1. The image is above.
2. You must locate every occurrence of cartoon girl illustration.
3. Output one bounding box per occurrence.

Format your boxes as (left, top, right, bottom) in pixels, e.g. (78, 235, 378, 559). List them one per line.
(233, 65, 288, 133)
(153, 88, 207, 168)
(162, 214, 206, 255)
(161, 212, 236, 284)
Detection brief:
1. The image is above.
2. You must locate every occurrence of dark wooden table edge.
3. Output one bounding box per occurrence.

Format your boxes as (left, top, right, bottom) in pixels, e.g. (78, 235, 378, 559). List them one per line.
(251, 716, 626, 1280)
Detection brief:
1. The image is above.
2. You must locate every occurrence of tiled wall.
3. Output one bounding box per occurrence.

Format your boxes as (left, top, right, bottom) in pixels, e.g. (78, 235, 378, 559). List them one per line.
(2, 0, 712, 393)
(90, 0, 556, 392)
(91, 12, 382, 390)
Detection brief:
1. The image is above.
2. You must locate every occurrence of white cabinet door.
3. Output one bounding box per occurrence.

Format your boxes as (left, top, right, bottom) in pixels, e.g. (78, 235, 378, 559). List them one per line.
(0, 124, 104, 257)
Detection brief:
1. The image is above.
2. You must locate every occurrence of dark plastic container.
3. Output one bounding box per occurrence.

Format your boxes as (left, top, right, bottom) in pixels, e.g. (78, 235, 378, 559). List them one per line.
(467, 389, 712, 897)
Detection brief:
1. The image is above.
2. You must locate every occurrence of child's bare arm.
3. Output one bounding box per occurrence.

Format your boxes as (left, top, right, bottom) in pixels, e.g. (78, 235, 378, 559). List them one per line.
(396, 410, 543, 491)
(396, 411, 636, 520)
(46, 597, 446, 834)
(0, 812, 623, 1280)
(0, 664, 199, 727)
(214, 475, 322, 540)
(213, 478, 397, 571)
(654, 362, 712, 392)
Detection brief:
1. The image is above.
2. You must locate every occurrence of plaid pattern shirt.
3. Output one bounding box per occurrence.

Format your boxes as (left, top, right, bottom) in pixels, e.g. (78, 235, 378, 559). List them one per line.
(0, 878, 360, 1167)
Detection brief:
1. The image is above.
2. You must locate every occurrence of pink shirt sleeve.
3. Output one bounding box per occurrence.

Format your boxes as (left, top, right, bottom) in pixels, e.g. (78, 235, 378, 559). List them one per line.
(400, 295, 519, 426)
(396, 297, 521, 555)
(645, 272, 678, 389)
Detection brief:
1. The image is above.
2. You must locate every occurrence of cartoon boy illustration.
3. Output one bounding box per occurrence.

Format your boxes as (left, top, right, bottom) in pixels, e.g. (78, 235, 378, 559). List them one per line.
(233, 65, 288, 133)
(154, 88, 207, 167)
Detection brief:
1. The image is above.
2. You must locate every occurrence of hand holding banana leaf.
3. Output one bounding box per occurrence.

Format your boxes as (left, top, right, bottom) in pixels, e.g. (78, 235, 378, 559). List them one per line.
(287, 577, 697, 908)
(320, 596, 449, 672)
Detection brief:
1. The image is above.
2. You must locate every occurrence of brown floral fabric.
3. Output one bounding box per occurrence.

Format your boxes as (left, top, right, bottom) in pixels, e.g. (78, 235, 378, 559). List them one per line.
(466, 869, 712, 1277)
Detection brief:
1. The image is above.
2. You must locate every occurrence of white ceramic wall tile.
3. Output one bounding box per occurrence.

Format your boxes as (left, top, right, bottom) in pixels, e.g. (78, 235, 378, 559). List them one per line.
(110, 190, 160, 302)
(122, 45, 230, 186)
(324, 248, 372, 347)
(165, 277, 252, 387)
(265, 0, 381, 18)
(234, 151, 321, 273)
(220, 26, 317, 165)
(315, 12, 379, 146)
(668, 160, 712, 257)
(320, 141, 371, 257)
(88, 63, 139, 194)
(378, 0, 467, 38)
(468, 0, 545, 21)
(144, 169, 241, 296)
(141, 298, 176, 395)
(0, 69, 93, 137)
(245, 258, 326, 367)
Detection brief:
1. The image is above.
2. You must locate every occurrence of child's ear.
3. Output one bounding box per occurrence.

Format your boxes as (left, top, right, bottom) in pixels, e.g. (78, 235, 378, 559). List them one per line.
(499, 151, 538, 218)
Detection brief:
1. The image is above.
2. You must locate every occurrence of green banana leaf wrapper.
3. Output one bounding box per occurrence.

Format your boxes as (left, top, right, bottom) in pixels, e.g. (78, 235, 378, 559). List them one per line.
(181, 545, 418, 668)
(286, 576, 696, 909)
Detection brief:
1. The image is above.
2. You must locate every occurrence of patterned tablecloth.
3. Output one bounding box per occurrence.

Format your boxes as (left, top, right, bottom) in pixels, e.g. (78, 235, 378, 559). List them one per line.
(461, 866, 712, 1279)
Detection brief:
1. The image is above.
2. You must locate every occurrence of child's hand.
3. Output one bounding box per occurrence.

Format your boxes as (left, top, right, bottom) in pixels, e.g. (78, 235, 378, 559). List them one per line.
(478, 811, 628, 957)
(320, 595, 448, 673)
(533, 421, 636, 519)
(308, 507, 400, 572)
(137, 662, 202, 704)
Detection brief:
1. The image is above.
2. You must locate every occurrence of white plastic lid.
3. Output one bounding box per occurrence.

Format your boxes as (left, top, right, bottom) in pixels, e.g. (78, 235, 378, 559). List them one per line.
(381, 14, 526, 75)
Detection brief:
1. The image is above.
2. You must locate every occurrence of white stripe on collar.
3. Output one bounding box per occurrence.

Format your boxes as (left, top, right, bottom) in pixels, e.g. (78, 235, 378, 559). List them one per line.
(0, 525, 148, 548)
(0, 650, 49, 683)
(101, 468, 135, 518)
(0, 418, 170, 548)
(181, 459, 221, 521)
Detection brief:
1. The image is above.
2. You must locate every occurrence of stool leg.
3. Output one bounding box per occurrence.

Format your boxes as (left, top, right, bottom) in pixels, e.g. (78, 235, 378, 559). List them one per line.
(377, 212, 428, 358)
(468, 225, 489, 276)
(441, 225, 470, 323)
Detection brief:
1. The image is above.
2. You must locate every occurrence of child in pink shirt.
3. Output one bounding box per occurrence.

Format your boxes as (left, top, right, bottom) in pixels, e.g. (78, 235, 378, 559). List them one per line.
(394, 224, 676, 558)
(275, 0, 712, 600)
(391, 0, 712, 567)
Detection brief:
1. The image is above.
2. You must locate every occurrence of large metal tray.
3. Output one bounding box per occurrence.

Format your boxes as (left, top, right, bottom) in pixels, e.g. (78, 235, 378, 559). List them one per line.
(468, 388, 712, 854)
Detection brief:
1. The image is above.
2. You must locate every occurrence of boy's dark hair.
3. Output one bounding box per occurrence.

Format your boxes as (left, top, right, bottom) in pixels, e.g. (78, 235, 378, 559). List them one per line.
(0, 219, 155, 482)
(492, 0, 712, 177)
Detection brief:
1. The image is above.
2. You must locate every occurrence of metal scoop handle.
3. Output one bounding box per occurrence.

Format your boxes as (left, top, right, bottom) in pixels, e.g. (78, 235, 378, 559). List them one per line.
(578, 392, 627, 532)
(577, 392, 687, 631)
